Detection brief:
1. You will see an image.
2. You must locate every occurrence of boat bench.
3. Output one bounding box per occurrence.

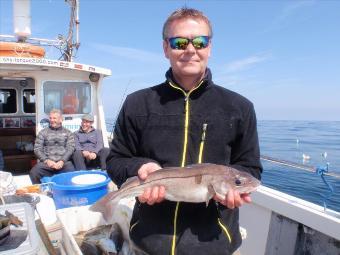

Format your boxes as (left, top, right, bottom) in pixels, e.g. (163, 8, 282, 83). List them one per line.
(0, 127, 36, 173)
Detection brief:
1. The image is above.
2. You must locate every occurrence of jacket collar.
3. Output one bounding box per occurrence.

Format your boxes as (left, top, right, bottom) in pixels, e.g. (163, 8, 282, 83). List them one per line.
(165, 68, 212, 93)
(49, 125, 63, 131)
(79, 127, 95, 133)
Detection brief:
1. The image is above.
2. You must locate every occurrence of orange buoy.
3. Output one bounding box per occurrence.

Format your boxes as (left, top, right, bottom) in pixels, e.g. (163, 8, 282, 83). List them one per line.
(0, 42, 45, 58)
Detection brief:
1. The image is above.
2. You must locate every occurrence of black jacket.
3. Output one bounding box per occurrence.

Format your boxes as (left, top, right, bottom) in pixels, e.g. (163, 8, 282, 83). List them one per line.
(107, 68, 262, 255)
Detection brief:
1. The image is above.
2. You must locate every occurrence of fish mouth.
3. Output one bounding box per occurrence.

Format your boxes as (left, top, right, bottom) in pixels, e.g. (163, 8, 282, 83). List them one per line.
(249, 180, 261, 192)
(239, 180, 261, 194)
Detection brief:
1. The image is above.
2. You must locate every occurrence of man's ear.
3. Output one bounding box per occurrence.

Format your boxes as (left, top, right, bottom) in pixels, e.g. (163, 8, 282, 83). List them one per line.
(163, 40, 170, 59)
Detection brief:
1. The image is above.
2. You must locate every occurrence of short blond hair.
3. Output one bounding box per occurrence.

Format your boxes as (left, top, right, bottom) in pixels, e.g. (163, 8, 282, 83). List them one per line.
(162, 7, 213, 39)
(49, 108, 62, 116)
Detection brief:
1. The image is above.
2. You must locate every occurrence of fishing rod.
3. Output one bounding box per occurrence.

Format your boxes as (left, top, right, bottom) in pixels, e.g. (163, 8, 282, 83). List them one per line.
(107, 78, 133, 140)
(260, 155, 340, 179)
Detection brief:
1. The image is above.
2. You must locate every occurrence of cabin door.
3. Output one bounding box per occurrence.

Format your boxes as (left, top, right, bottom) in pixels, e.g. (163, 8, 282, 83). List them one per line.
(0, 77, 36, 174)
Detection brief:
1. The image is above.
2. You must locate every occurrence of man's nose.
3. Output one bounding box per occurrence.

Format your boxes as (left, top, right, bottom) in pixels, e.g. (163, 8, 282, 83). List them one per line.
(185, 42, 196, 53)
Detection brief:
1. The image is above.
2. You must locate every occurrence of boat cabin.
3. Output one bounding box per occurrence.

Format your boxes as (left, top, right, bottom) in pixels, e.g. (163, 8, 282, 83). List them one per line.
(0, 54, 111, 174)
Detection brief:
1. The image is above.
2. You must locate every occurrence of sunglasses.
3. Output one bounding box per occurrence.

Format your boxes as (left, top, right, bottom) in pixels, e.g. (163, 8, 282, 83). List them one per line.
(168, 36, 210, 50)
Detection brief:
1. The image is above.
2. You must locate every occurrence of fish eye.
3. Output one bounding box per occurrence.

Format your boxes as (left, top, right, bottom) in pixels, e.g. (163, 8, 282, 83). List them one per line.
(235, 179, 242, 186)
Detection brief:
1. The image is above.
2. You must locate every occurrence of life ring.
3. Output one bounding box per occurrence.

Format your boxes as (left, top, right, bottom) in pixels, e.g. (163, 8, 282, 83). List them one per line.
(0, 42, 45, 58)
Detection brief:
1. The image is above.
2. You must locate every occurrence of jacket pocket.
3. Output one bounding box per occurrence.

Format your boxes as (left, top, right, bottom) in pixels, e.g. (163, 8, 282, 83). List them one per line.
(196, 113, 237, 164)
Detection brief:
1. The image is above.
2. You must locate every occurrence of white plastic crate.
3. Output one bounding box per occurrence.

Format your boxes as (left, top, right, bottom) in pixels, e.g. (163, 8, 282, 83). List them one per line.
(56, 197, 136, 255)
(0, 202, 39, 255)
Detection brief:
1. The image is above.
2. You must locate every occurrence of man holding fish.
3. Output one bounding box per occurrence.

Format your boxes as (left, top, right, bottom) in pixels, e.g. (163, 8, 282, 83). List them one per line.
(101, 7, 262, 255)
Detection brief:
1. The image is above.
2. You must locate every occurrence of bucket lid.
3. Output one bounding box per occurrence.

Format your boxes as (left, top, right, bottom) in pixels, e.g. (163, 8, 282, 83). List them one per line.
(71, 174, 107, 185)
(43, 171, 110, 190)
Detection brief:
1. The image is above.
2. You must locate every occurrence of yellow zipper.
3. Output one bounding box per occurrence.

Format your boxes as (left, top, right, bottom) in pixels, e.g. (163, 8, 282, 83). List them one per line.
(198, 123, 207, 164)
(197, 124, 233, 244)
(130, 220, 139, 232)
(169, 80, 232, 249)
(218, 218, 232, 243)
(168, 80, 204, 255)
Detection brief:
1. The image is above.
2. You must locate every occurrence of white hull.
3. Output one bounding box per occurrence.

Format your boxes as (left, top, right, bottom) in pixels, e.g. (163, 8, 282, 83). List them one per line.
(52, 185, 340, 255)
(240, 186, 340, 254)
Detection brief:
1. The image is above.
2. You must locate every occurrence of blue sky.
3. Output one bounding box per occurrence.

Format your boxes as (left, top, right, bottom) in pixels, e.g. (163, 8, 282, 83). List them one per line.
(1, 0, 340, 121)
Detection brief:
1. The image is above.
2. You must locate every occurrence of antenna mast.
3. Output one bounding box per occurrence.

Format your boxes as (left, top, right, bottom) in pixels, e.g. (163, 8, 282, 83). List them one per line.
(62, 0, 80, 62)
(0, 0, 80, 61)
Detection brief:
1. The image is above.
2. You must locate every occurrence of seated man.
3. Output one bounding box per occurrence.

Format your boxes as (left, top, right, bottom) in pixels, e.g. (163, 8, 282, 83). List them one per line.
(72, 114, 109, 170)
(30, 109, 75, 184)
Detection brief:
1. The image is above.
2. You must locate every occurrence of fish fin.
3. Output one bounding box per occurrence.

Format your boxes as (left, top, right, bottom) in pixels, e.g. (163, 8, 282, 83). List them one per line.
(186, 163, 215, 169)
(206, 184, 216, 206)
(195, 175, 202, 184)
(90, 190, 118, 221)
(120, 176, 139, 189)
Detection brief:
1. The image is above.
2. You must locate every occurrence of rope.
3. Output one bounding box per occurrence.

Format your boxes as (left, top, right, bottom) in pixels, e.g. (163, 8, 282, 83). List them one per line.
(260, 155, 340, 179)
(316, 164, 334, 211)
(261, 155, 337, 211)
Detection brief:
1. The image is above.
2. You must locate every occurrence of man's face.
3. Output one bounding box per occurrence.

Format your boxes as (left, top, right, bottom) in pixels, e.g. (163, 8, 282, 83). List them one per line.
(49, 113, 62, 128)
(81, 119, 93, 132)
(163, 18, 211, 81)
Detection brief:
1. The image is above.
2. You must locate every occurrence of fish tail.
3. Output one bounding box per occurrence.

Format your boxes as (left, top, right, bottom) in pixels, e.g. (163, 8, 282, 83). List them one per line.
(89, 190, 119, 221)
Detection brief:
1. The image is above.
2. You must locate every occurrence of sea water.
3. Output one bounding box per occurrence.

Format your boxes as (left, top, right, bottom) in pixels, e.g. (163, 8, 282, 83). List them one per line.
(258, 120, 340, 212)
(106, 119, 340, 212)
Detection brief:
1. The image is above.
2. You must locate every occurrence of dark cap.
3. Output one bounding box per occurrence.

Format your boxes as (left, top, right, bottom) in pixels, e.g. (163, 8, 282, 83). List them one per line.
(82, 114, 94, 122)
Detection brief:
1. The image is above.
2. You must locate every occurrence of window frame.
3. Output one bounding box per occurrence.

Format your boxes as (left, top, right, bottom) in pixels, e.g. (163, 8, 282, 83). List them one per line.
(0, 88, 18, 114)
(22, 88, 36, 114)
(42, 80, 92, 115)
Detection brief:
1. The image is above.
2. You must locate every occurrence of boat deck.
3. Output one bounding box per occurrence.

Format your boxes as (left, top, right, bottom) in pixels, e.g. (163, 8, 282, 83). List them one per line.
(8, 176, 340, 255)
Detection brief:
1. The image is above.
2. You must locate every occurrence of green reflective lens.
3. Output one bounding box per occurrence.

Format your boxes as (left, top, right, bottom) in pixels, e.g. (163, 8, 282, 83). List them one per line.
(173, 38, 189, 50)
(192, 37, 208, 49)
(168, 36, 210, 50)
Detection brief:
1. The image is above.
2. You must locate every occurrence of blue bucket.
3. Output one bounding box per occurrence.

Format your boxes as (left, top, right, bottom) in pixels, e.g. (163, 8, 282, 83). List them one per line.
(41, 170, 111, 209)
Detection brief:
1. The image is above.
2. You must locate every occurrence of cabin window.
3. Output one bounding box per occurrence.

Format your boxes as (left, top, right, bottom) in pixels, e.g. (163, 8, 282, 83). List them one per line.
(43, 81, 91, 114)
(22, 89, 36, 113)
(0, 89, 17, 114)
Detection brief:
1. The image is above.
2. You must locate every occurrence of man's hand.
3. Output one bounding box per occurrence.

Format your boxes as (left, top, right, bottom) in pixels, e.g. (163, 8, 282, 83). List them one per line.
(213, 189, 252, 209)
(45, 159, 56, 169)
(137, 162, 164, 205)
(82, 151, 90, 159)
(89, 152, 97, 160)
(54, 160, 64, 170)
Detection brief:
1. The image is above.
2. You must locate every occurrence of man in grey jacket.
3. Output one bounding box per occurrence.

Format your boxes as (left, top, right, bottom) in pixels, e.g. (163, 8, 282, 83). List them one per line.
(72, 114, 109, 170)
(29, 109, 75, 184)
